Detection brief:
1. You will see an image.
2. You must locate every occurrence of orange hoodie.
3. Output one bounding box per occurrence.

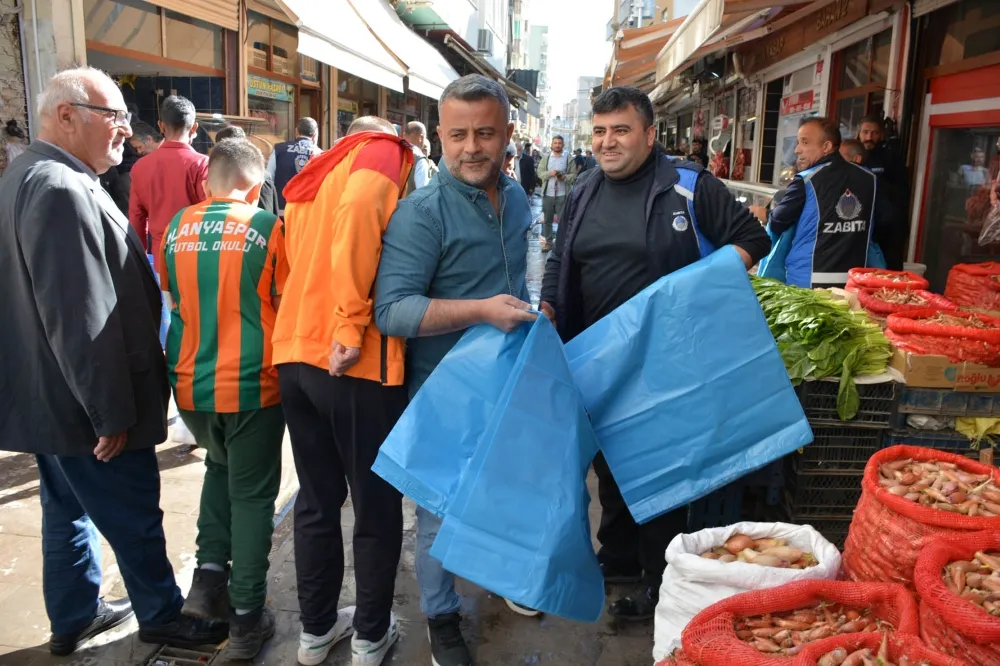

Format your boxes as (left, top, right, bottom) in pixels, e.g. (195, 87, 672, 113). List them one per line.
(272, 131, 413, 385)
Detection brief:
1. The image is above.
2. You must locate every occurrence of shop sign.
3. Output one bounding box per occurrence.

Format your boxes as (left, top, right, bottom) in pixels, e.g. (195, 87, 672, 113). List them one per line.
(338, 99, 359, 114)
(248, 74, 294, 102)
(737, 0, 868, 77)
(780, 90, 815, 115)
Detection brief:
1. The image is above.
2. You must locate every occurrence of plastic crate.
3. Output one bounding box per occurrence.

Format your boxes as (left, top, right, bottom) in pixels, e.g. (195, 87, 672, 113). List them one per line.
(798, 380, 897, 427)
(885, 429, 983, 460)
(687, 480, 745, 532)
(783, 470, 863, 518)
(897, 387, 999, 417)
(788, 427, 885, 473)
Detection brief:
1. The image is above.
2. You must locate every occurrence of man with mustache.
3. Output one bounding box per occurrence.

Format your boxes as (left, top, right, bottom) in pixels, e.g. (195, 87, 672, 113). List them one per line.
(541, 86, 770, 623)
(375, 74, 537, 666)
(0, 66, 226, 656)
(857, 114, 909, 269)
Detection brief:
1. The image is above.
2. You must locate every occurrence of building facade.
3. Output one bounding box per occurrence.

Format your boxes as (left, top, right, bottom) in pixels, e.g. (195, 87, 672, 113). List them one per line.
(528, 25, 549, 107)
(0, 0, 28, 174)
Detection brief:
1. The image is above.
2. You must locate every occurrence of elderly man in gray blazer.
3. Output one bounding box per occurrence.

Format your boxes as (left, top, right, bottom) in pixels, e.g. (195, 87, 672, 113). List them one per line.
(0, 67, 227, 656)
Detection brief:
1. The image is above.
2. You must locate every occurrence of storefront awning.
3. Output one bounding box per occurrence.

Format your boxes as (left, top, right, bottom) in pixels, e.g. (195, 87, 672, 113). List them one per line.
(441, 34, 529, 106)
(609, 18, 685, 92)
(277, 0, 407, 92)
(349, 0, 460, 99)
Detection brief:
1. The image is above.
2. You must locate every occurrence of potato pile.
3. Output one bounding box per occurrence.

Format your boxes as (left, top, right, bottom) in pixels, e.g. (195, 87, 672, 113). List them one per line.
(942, 550, 1000, 615)
(817, 634, 929, 666)
(700, 534, 819, 569)
(734, 603, 892, 655)
(878, 458, 1000, 516)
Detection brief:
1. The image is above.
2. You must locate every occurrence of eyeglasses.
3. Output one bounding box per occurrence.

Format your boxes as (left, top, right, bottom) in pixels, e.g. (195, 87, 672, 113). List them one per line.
(71, 103, 132, 127)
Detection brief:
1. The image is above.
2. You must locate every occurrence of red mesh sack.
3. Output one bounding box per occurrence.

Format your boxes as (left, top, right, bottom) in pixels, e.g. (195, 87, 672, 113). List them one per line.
(886, 309, 1000, 344)
(657, 650, 700, 666)
(945, 263, 1000, 310)
(885, 328, 1000, 367)
(856, 288, 956, 316)
(797, 631, 971, 666)
(914, 531, 1000, 665)
(842, 446, 1000, 590)
(848, 268, 930, 292)
(681, 580, 919, 666)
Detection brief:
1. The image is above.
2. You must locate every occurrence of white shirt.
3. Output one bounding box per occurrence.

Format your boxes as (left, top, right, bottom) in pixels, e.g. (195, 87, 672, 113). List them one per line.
(545, 152, 569, 198)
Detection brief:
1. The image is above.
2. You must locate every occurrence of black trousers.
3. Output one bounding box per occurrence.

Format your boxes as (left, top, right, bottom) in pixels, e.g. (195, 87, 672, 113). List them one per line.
(593, 452, 689, 589)
(277, 363, 408, 641)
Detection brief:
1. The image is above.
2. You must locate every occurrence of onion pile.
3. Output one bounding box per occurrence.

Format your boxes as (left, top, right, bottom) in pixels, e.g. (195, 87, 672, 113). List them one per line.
(817, 634, 929, 666)
(942, 550, 1000, 615)
(699, 534, 819, 569)
(878, 458, 1000, 516)
(734, 603, 892, 655)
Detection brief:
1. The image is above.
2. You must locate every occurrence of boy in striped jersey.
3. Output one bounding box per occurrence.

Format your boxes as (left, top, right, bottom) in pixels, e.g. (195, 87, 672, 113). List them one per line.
(158, 139, 289, 660)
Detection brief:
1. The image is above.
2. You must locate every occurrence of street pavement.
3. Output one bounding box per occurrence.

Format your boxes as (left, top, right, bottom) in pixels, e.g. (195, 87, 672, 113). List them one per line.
(0, 188, 657, 665)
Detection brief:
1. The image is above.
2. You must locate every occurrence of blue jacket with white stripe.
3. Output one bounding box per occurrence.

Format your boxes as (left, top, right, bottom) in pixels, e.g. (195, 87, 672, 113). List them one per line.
(758, 151, 876, 288)
(540, 148, 772, 341)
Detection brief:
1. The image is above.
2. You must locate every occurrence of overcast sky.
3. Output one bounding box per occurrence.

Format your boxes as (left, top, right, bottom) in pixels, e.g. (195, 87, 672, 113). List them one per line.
(529, 0, 611, 111)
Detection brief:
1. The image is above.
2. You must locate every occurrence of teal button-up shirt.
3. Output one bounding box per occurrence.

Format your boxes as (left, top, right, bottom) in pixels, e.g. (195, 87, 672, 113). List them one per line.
(375, 161, 531, 397)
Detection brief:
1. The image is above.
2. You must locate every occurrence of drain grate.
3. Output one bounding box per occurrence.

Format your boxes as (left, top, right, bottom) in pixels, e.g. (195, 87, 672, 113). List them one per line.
(145, 644, 222, 665)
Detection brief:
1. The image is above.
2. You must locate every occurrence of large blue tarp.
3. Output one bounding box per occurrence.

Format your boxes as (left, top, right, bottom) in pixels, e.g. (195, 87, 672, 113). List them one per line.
(428, 317, 604, 621)
(565, 246, 812, 524)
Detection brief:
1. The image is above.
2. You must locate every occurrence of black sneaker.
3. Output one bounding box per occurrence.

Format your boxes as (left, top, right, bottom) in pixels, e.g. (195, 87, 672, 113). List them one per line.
(427, 613, 472, 666)
(599, 561, 643, 585)
(608, 585, 657, 622)
(225, 606, 276, 661)
(182, 567, 229, 621)
(138, 613, 229, 649)
(50, 597, 134, 656)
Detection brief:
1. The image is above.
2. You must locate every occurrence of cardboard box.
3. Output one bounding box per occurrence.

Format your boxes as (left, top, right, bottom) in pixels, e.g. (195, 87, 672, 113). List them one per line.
(891, 348, 1000, 391)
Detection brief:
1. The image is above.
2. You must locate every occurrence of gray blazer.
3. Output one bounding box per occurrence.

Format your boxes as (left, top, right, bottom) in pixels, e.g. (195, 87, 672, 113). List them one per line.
(0, 141, 169, 456)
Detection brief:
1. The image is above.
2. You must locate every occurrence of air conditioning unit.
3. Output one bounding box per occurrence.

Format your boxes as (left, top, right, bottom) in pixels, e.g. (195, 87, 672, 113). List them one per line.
(477, 29, 494, 54)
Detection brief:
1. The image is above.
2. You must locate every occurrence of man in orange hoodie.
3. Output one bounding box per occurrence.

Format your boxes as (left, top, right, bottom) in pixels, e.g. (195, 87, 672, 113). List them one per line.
(271, 116, 412, 666)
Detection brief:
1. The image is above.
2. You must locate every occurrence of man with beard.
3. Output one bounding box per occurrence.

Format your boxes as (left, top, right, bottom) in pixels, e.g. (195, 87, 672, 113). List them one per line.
(536, 134, 580, 251)
(540, 86, 770, 623)
(0, 66, 226, 656)
(858, 114, 909, 269)
(375, 74, 537, 666)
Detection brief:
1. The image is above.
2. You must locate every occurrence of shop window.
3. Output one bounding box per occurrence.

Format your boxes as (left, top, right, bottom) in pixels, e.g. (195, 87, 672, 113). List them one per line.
(832, 29, 892, 140)
(83, 0, 161, 56)
(760, 65, 819, 186)
(247, 11, 271, 70)
(300, 55, 319, 83)
(164, 11, 222, 70)
(919, 127, 1000, 291)
(272, 21, 298, 78)
(248, 74, 296, 144)
(929, 0, 1000, 68)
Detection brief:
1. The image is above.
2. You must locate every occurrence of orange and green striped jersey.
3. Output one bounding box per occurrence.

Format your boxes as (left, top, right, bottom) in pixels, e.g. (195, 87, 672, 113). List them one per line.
(158, 198, 289, 413)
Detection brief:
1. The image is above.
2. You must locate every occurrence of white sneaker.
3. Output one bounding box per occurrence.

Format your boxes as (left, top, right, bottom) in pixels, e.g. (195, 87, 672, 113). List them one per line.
(298, 606, 356, 666)
(351, 612, 399, 666)
(504, 598, 541, 617)
(170, 417, 197, 445)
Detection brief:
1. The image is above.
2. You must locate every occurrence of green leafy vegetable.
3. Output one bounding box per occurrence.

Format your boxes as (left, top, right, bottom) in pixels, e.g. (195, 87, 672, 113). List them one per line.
(752, 277, 892, 420)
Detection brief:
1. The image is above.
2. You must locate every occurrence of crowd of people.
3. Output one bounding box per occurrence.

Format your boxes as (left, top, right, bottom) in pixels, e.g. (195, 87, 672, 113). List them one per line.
(0, 61, 917, 666)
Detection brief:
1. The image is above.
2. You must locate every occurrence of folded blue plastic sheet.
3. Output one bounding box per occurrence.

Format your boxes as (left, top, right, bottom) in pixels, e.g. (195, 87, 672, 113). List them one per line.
(371, 323, 530, 517)
(429, 317, 604, 622)
(565, 246, 812, 525)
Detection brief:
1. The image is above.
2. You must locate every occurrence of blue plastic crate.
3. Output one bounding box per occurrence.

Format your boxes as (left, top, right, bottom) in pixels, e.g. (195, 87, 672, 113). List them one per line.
(897, 387, 998, 417)
(885, 429, 981, 460)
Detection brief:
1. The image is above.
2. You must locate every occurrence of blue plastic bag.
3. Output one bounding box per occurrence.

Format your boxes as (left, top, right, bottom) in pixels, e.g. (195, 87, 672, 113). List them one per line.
(565, 246, 812, 524)
(429, 316, 604, 622)
(372, 323, 530, 517)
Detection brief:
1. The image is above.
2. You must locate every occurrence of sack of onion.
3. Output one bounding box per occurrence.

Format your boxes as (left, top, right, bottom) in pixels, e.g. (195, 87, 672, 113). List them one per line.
(945, 262, 1000, 311)
(884, 309, 1000, 368)
(855, 288, 956, 317)
(800, 631, 969, 666)
(842, 446, 1000, 591)
(846, 269, 930, 293)
(654, 523, 842, 660)
(680, 580, 919, 666)
(914, 531, 1000, 666)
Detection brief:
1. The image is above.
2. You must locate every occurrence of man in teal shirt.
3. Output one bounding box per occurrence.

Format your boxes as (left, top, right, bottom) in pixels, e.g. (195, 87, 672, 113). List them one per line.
(375, 74, 536, 666)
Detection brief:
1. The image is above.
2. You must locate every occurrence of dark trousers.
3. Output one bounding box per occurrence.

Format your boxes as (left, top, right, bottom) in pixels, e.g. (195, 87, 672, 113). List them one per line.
(277, 363, 407, 641)
(36, 448, 184, 635)
(592, 452, 688, 589)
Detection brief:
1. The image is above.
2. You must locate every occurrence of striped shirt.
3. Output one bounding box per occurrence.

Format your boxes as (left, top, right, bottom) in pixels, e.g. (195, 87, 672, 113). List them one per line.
(158, 198, 289, 412)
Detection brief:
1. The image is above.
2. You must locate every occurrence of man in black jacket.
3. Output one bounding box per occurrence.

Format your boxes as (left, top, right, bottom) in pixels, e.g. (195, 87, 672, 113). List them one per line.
(858, 114, 909, 269)
(0, 67, 226, 656)
(518, 142, 538, 196)
(540, 86, 770, 622)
